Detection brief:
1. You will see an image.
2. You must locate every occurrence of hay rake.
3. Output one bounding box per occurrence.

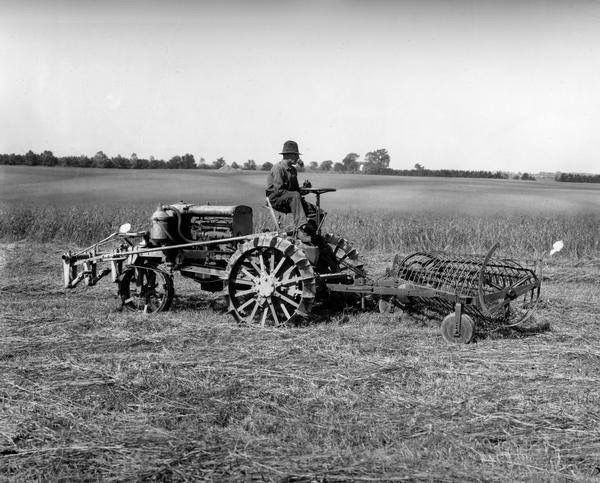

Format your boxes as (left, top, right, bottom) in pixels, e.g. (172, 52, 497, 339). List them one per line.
(62, 188, 554, 343)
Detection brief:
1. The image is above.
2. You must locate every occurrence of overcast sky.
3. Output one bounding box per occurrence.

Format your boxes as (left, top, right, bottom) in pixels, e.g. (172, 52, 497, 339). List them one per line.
(1, 0, 600, 172)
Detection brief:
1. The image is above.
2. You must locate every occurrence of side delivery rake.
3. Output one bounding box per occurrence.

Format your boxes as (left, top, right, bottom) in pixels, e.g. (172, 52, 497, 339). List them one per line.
(326, 244, 542, 343)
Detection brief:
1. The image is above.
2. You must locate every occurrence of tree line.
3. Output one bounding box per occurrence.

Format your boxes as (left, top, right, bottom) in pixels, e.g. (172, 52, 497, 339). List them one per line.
(555, 172, 600, 183)
(0, 148, 535, 180)
(0, 150, 283, 171)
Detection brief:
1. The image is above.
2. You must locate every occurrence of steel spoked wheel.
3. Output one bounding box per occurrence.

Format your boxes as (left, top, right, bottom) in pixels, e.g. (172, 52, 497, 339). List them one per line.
(226, 236, 316, 326)
(119, 265, 174, 313)
(322, 233, 366, 278)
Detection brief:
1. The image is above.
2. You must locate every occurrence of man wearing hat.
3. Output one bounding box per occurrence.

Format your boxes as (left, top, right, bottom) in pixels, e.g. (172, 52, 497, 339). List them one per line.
(266, 140, 317, 241)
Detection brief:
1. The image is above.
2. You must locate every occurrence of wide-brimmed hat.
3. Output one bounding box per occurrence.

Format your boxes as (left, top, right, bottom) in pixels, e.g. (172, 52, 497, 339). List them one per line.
(280, 140, 301, 155)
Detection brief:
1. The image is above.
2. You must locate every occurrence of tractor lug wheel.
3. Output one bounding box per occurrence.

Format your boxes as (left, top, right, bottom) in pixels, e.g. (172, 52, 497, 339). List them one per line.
(321, 233, 366, 278)
(226, 235, 316, 326)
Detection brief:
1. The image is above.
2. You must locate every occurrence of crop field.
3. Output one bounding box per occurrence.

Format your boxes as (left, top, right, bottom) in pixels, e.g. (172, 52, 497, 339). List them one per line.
(1, 165, 600, 480)
(1, 165, 599, 258)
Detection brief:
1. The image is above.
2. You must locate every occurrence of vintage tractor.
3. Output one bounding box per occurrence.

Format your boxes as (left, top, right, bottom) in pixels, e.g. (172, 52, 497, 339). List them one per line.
(62, 188, 549, 343)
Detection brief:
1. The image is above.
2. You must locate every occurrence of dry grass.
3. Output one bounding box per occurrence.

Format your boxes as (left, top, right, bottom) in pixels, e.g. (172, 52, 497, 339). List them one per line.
(1, 242, 599, 481)
(1, 203, 598, 260)
(2, 165, 600, 259)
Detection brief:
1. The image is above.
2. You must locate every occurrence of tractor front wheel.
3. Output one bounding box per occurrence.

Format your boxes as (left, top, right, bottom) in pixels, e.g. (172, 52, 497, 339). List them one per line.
(119, 265, 174, 313)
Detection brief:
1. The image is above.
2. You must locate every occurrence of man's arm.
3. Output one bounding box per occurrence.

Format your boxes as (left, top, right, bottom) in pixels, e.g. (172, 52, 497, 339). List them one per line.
(270, 163, 288, 196)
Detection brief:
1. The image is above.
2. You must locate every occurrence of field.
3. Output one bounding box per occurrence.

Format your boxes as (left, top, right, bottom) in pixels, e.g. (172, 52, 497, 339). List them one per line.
(1, 166, 600, 481)
(1, 165, 599, 258)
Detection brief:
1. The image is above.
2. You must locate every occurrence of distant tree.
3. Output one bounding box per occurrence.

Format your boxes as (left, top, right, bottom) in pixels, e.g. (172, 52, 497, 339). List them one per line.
(333, 162, 345, 172)
(231, 161, 240, 169)
(342, 152, 360, 173)
(197, 157, 209, 169)
(261, 161, 274, 171)
(149, 156, 166, 169)
(180, 153, 196, 169)
(112, 155, 131, 169)
(242, 159, 257, 170)
(24, 150, 39, 166)
(363, 149, 390, 174)
(521, 172, 536, 181)
(92, 151, 112, 168)
(414, 163, 425, 171)
(308, 161, 319, 171)
(168, 155, 182, 169)
(320, 160, 333, 171)
(40, 150, 57, 167)
(212, 157, 226, 169)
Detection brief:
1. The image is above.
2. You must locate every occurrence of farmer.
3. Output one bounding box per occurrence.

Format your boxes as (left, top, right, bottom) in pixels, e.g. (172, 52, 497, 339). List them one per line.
(266, 140, 317, 241)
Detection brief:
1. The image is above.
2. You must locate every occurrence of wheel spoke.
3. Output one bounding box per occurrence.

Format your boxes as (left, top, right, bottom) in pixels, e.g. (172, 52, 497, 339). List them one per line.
(272, 257, 287, 277)
(237, 297, 256, 312)
(232, 277, 254, 286)
(248, 257, 263, 276)
(273, 290, 300, 309)
(248, 299, 260, 322)
(241, 267, 258, 282)
(267, 297, 280, 325)
(260, 306, 268, 326)
(235, 287, 258, 297)
(280, 300, 291, 320)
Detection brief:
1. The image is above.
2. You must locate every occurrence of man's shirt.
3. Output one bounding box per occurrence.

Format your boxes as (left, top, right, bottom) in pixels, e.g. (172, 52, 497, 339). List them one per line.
(266, 159, 300, 197)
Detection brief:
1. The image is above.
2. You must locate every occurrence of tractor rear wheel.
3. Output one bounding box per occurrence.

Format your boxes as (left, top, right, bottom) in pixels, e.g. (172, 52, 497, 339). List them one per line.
(226, 235, 316, 326)
(322, 233, 366, 278)
(119, 265, 174, 313)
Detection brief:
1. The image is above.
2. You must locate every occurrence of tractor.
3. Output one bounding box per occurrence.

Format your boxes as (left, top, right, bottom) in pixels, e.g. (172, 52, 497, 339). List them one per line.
(62, 187, 545, 343)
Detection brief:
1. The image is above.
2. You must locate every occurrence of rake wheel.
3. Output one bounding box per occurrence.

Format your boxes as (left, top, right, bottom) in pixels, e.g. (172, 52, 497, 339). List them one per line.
(119, 265, 174, 313)
(226, 235, 316, 326)
(477, 244, 541, 327)
(440, 313, 474, 344)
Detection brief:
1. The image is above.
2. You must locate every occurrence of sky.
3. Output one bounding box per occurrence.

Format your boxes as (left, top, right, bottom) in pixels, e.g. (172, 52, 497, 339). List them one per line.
(1, 0, 600, 173)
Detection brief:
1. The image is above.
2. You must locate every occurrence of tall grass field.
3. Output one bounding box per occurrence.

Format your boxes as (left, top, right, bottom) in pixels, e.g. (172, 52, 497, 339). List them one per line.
(1, 165, 599, 258)
(1, 165, 599, 480)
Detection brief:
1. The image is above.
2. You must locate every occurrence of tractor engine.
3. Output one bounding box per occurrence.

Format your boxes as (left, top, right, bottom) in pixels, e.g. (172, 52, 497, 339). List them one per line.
(150, 202, 253, 246)
(148, 202, 253, 292)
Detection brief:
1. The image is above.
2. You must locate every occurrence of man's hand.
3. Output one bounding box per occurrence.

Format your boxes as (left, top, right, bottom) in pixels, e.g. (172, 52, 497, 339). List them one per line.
(302, 180, 312, 188)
